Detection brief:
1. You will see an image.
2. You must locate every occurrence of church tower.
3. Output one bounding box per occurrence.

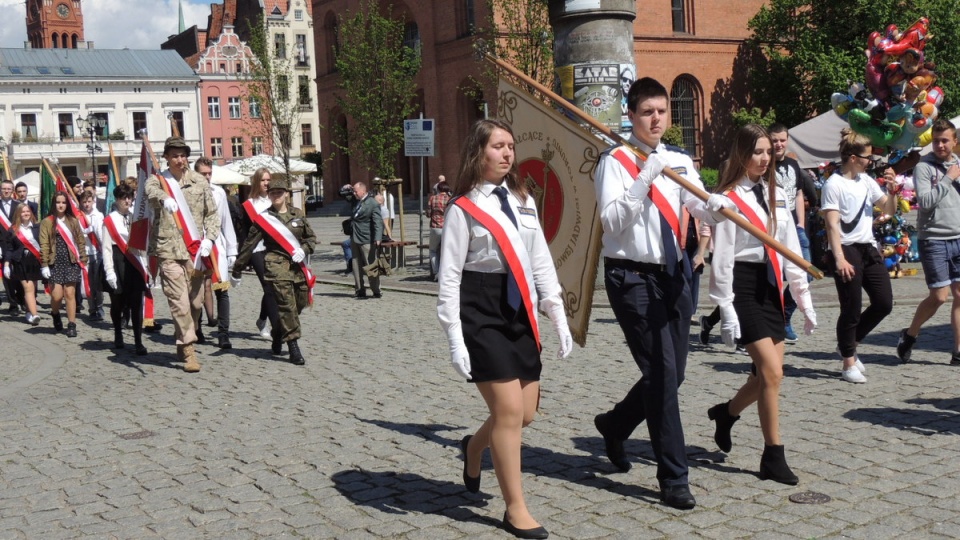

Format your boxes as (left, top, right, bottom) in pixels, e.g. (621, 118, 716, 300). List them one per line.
(26, 0, 85, 49)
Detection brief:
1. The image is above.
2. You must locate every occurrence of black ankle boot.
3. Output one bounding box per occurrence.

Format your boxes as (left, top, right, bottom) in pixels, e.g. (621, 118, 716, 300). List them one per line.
(114, 329, 124, 349)
(52, 313, 63, 332)
(288, 339, 305, 365)
(65, 322, 77, 338)
(759, 444, 799, 485)
(707, 401, 740, 453)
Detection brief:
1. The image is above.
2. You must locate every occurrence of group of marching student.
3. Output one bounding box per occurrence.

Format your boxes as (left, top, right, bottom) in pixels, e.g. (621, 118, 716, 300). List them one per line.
(0, 137, 317, 371)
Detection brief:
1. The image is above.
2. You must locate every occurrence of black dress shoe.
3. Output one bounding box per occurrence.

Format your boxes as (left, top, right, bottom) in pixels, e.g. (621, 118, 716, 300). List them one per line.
(660, 484, 696, 510)
(218, 334, 232, 350)
(460, 435, 480, 493)
(502, 512, 549, 539)
(355, 290, 367, 298)
(135, 344, 148, 356)
(594, 413, 630, 472)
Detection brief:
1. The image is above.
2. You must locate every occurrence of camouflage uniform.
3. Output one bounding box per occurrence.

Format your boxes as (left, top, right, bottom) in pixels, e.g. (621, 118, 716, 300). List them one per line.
(146, 168, 220, 348)
(234, 205, 316, 342)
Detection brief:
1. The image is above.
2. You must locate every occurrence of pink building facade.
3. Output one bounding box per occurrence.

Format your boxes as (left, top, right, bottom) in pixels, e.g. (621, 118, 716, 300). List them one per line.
(196, 25, 272, 164)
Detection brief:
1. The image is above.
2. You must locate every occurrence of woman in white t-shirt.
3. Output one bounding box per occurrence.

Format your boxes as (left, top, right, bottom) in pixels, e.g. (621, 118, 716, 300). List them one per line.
(821, 128, 898, 383)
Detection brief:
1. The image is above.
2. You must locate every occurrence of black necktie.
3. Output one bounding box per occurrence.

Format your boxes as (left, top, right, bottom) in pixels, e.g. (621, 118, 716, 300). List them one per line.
(751, 183, 769, 215)
(493, 186, 522, 312)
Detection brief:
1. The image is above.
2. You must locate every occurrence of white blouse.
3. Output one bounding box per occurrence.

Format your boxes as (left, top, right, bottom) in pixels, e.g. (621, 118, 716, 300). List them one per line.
(437, 181, 564, 349)
(709, 176, 812, 314)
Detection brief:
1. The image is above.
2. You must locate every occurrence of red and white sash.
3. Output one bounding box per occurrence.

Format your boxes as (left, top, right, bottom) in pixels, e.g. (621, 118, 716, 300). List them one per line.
(726, 190, 784, 314)
(157, 172, 222, 281)
(0, 208, 11, 231)
(242, 198, 271, 223)
(453, 195, 541, 350)
(16, 226, 41, 261)
(53, 217, 92, 297)
(103, 213, 150, 283)
(610, 147, 682, 243)
(249, 209, 317, 305)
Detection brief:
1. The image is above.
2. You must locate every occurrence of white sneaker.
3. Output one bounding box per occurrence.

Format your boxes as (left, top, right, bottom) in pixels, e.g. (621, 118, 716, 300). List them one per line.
(841, 366, 867, 383)
(854, 358, 865, 374)
(25, 313, 39, 326)
(256, 318, 271, 338)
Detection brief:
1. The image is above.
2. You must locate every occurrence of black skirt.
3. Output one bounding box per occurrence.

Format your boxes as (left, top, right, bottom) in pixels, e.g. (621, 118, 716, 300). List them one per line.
(12, 250, 42, 281)
(732, 261, 786, 345)
(460, 270, 541, 382)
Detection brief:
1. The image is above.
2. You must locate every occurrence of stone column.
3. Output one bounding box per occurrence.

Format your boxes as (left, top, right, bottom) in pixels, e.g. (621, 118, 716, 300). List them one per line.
(549, 0, 636, 132)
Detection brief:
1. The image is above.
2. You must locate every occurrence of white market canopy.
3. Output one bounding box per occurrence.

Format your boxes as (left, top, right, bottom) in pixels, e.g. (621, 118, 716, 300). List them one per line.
(787, 113, 960, 169)
(12, 170, 40, 201)
(223, 154, 318, 177)
(210, 165, 249, 185)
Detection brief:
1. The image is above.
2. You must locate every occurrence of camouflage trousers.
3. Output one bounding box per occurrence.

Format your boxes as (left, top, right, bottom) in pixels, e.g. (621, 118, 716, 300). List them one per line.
(267, 279, 309, 342)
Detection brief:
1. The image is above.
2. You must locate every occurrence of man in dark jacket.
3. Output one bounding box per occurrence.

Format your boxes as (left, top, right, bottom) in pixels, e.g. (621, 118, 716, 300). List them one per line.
(350, 181, 383, 298)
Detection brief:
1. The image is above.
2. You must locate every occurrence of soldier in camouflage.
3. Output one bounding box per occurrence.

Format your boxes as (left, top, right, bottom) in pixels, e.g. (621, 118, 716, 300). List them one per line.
(146, 137, 220, 373)
(232, 176, 316, 365)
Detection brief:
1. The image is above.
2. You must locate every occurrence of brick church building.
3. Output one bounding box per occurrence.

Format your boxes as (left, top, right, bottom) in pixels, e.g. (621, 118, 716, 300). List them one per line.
(313, 0, 766, 200)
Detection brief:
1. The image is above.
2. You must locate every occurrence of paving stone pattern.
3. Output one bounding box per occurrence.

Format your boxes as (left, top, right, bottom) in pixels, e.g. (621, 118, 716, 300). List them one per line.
(1, 215, 958, 539)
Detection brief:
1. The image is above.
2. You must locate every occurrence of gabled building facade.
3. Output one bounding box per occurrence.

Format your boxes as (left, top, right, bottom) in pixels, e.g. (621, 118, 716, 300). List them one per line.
(0, 47, 201, 180)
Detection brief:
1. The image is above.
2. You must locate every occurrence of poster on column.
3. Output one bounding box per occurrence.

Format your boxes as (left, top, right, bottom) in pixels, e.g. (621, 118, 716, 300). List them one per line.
(557, 63, 621, 131)
(619, 63, 635, 133)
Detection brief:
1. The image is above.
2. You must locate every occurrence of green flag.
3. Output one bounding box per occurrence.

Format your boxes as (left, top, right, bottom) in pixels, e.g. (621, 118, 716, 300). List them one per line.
(40, 161, 57, 218)
(105, 143, 118, 214)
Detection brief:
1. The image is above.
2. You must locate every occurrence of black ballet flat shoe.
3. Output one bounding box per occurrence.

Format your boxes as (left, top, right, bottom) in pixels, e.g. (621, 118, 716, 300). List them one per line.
(502, 512, 549, 539)
(460, 435, 480, 493)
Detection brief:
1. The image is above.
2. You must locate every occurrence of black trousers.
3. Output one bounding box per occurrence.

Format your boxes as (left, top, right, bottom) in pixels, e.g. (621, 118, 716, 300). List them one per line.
(602, 263, 692, 487)
(828, 243, 893, 357)
(110, 290, 144, 344)
(86, 254, 104, 314)
(215, 288, 230, 336)
(2, 276, 24, 308)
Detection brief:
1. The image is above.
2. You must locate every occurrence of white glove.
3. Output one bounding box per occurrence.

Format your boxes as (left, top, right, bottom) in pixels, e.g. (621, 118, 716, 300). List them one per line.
(227, 255, 237, 269)
(720, 305, 739, 347)
(450, 341, 472, 380)
(706, 194, 737, 221)
(199, 238, 213, 257)
(229, 274, 242, 288)
(82, 226, 93, 235)
(106, 271, 118, 290)
(41, 267, 51, 279)
(3, 265, 9, 279)
(547, 304, 573, 359)
(163, 198, 179, 214)
(628, 153, 668, 196)
(803, 308, 817, 335)
(291, 248, 305, 263)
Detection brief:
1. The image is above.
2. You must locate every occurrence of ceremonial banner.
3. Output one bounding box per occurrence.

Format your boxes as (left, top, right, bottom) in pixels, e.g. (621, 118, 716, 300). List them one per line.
(40, 160, 58, 218)
(496, 76, 604, 346)
(105, 143, 120, 215)
(129, 138, 157, 250)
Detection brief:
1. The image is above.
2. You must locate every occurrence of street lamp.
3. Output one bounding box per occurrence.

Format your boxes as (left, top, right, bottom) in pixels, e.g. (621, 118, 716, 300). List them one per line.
(76, 113, 104, 184)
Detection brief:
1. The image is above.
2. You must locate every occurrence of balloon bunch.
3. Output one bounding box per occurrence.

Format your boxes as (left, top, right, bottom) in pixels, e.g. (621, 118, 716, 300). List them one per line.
(872, 175, 919, 277)
(831, 17, 942, 163)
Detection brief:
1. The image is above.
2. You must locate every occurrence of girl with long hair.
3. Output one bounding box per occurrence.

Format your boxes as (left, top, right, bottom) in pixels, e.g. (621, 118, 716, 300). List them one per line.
(102, 182, 148, 355)
(241, 167, 282, 350)
(39, 191, 87, 337)
(707, 124, 817, 485)
(438, 119, 573, 538)
(1, 203, 43, 325)
(821, 128, 897, 383)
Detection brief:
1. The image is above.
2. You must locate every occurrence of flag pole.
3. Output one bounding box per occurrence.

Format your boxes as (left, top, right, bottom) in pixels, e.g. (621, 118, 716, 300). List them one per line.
(480, 48, 824, 280)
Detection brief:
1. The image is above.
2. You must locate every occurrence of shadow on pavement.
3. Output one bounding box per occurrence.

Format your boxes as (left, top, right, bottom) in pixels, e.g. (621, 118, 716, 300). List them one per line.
(844, 402, 960, 436)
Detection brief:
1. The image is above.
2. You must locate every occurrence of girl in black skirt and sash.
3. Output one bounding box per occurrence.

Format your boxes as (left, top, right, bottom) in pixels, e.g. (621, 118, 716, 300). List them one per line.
(707, 124, 818, 485)
(1, 203, 42, 325)
(102, 183, 148, 355)
(438, 119, 572, 539)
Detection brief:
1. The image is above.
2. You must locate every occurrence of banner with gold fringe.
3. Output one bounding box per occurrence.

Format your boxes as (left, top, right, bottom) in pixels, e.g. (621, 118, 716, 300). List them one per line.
(496, 76, 604, 346)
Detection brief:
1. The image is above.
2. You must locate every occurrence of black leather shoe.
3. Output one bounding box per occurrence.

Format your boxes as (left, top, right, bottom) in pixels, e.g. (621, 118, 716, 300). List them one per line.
(594, 413, 630, 472)
(354, 290, 367, 298)
(660, 484, 696, 510)
(502, 512, 548, 539)
(460, 435, 480, 493)
(65, 322, 77, 338)
(113, 331, 124, 349)
(218, 334, 232, 350)
(135, 344, 148, 356)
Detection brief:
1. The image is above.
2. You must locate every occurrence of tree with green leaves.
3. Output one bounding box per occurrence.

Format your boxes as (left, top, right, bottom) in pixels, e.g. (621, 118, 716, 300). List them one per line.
(746, 0, 960, 127)
(488, 0, 553, 88)
(241, 14, 306, 178)
(333, 0, 421, 179)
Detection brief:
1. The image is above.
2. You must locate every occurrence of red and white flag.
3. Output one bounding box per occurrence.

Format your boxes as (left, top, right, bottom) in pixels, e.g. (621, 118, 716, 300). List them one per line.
(129, 139, 156, 250)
